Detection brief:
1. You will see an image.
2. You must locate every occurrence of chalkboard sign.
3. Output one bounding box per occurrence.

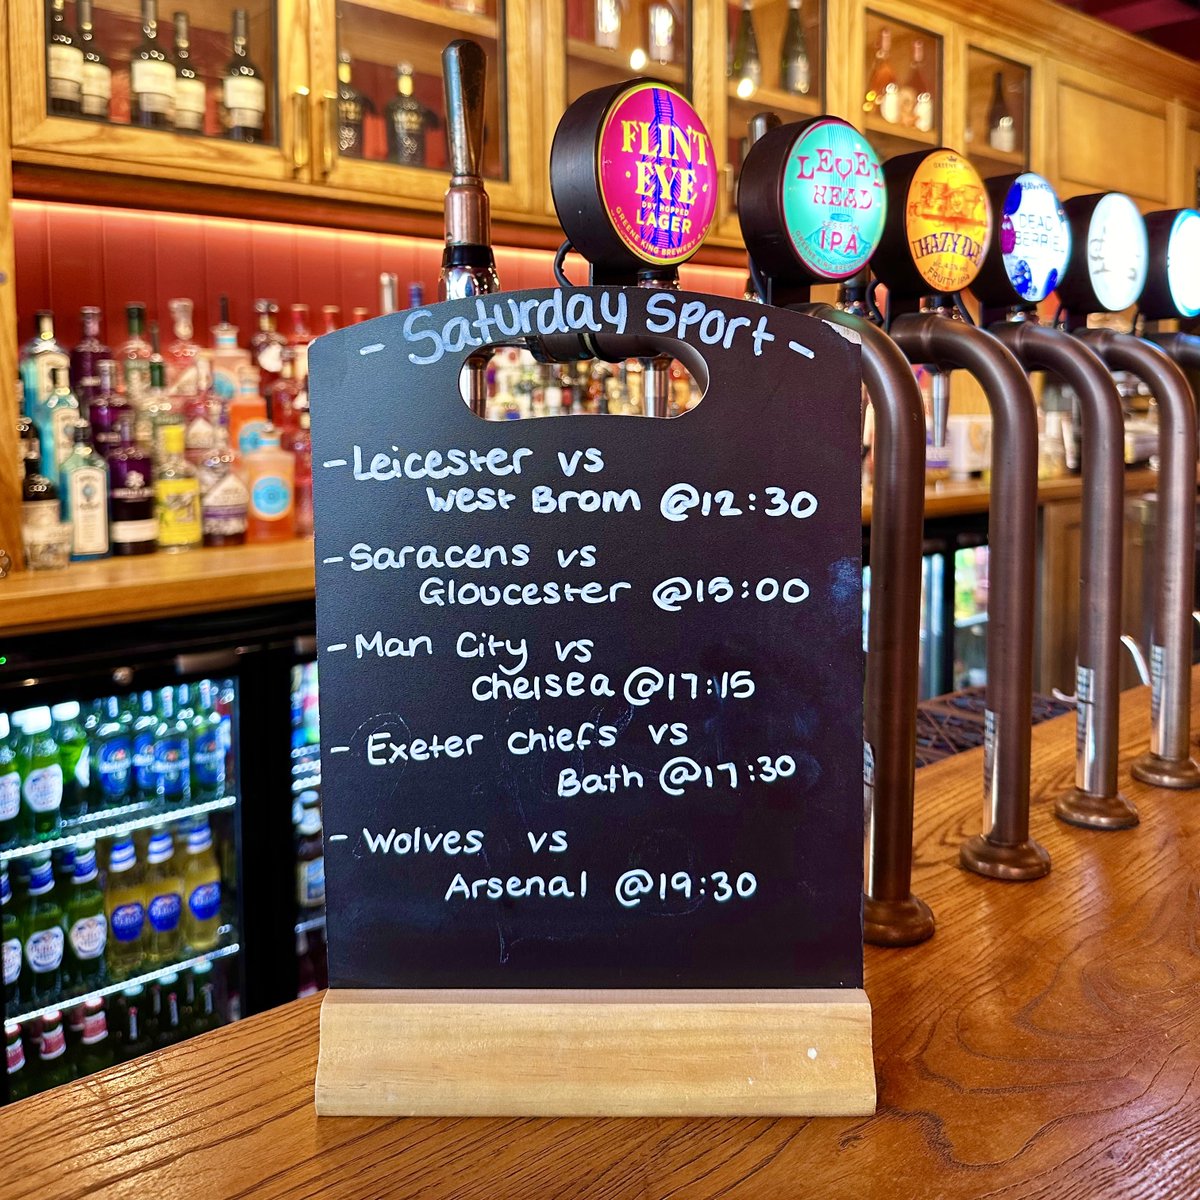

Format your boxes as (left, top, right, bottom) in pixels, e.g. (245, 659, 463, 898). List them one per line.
(309, 287, 864, 994)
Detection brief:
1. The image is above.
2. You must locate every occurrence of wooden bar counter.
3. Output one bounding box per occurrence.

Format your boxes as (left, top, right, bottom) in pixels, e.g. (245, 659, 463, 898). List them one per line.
(4, 677, 1199, 1198)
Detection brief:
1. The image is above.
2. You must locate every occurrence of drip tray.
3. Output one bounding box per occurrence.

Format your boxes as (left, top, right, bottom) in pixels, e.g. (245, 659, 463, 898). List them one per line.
(914, 686, 1074, 768)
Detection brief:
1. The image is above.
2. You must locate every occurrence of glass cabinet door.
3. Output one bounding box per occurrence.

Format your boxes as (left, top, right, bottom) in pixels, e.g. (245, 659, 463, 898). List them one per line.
(10, 0, 302, 183)
(963, 46, 1031, 177)
(310, 0, 535, 214)
(722, 0, 824, 227)
(860, 8, 943, 162)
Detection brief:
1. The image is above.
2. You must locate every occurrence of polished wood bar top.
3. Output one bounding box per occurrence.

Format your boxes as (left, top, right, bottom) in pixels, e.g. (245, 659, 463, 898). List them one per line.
(0, 469, 1160, 638)
(4, 678, 1200, 1198)
(0, 539, 316, 637)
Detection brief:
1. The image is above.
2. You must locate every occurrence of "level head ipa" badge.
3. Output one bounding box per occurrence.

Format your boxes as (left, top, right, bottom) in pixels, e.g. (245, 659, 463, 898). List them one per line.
(780, 118, 886, 280)
(1085, 193, 1148, 311)
(596, 83, 717, 266)
(904, 149, 991, 293)
(999, 173, 1071, 303)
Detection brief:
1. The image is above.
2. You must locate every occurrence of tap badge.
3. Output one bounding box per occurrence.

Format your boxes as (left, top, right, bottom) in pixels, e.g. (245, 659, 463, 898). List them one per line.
(999, 173, 1070, 303)
(597, 83, 717, 265)
(903, 149, 991, 293)
(780, 118, 886, 279)
(1084, 193, 1147, 311)
(1166, 209, 1200, 318)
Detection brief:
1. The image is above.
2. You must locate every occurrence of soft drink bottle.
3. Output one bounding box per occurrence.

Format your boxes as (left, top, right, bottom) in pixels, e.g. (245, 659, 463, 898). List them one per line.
(154, 971, 183, 1048)
(36, 1009, 76, 1091)
(144, 828, 183, 963)
(189, 959, 222, 1033)
(16, 708, 63, 840)
(131, 691, 159, 804)
(153, 687, 191, 807)
(52, 702, 89, 820)
(5, 1021, 32, 1102)
(66, 837, 108, 989)
(188, 681, 225, 803)
(181, 820, 222, 951)
(75, 997, 115, 1077)
(105, 837, 145, 979)
(2, 865, 21, 1008)
(0, 714, 22, 848)
(115, 984, 152, 1063)
(22, 853, 65, 1006)
(93, 695, 134, 809)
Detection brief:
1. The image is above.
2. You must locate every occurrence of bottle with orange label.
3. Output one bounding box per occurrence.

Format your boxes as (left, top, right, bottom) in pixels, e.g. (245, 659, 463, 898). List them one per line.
(242, 393, 295, 542)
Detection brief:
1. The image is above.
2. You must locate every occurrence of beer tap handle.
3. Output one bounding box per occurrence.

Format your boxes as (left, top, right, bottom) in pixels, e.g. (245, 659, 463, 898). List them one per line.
(443, 39, 486, 187)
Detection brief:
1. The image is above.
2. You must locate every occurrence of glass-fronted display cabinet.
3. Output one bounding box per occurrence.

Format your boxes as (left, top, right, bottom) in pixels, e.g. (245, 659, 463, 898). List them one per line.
(564, 0, 690, 103)
(723, 0, 823, 218)
(13, 0, 300, 182)
(963, 45, 1030, 177)
(860, 8, 942, 162)
(310, 0, 534, 211)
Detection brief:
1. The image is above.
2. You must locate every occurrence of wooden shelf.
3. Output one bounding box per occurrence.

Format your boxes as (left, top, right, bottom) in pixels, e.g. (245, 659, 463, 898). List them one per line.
(726, 81, 822, 116)
(966, 143, 1028, 177)
(862, 111, 941, 148)
(566, 38, 686, 84)
(344, 0, 498, 41)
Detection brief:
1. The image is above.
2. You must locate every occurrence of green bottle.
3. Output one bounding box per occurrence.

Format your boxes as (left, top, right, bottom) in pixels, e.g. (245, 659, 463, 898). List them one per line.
(0, 714, 22, 848)
(189, 681, 226, 803)
(22, 853, 65, 1006)
(2, 866, 21, 1009)
(116, 984, 152, 1063)
(16, 708, 63, 840)
(74, 997, 114, 1077)
(65, 837, 107, 990)
(52, 702, 89, 821)
(131, 691, 160, 805)
(5, 1021, 32, 1102)
(189, 959, 222, 1034)
(153, 688, 191, 807)
(36, 1009, 76, 1091)
(93, 696, 134, 809)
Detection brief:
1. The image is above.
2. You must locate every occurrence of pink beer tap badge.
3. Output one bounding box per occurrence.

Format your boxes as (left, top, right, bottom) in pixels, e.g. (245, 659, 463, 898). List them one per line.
(596, 83, 717, 266)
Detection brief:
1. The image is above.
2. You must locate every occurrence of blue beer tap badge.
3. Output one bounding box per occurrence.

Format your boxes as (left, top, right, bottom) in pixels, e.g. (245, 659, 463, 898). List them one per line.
(999, 172, 1071, 303)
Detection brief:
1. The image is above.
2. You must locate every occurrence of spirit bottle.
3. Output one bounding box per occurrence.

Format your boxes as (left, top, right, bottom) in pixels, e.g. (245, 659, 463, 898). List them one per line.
(780, 0, 810, 96)
(386, 63, 433, 167)
(222, 9, 266, 144)
(352, 307, 370, 324)
(266, 346, 304, 432)
(138, 335, 175, 451)
(198, 424, 248, 546)
(118, 303, 153, 405)
(109, 413, 157, 556)
(173, 12, 207, 134)
(903, 39, 933, 133)
(730, 0, 762, 94)
(47, 0, 85, 117)
(408, 283, 424, 308)
(38, 367, 81, 486)
(987, 70, 1016, 153)
(250, 299, 287, 388)
(594, 0, 621, 50)
(864, 26, 899, 124)
(166, 298, 203, 397)
(19, 416, 61, 535)
(336, 50, 367, 158)
(207, 295, 250, 406)
(131, 0, 176, 130)
(60, 421, 111, 560)
(243, 395, 295, 543)
(283, 397, 312, 537)
(154, 422, 202, 551)
(647, 1, 675, 65)
(71, 306, 111, 407)
(78, 0, 111, 120)
(320, 305, 341, 334)
(20, 310, 70, 419)
(287, 303, 313, 381)
(89, 359, 130, 458)
(380, 272, 399, 316)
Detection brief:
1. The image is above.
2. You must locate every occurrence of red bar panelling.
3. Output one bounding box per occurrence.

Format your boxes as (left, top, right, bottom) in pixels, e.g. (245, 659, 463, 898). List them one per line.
(102, 209, 158, 345)
(14, 203, 50, 346)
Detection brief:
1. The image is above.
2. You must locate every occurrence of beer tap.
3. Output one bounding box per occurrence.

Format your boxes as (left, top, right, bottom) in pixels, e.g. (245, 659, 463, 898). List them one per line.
(739, 116, 932, 944)
(1058, 193, 1200, 789)
(872, 148, 1049, 881)
(972, 173, 1136, 829)
(1139, 208, 1200, 371)
(440, 40, 500, 416)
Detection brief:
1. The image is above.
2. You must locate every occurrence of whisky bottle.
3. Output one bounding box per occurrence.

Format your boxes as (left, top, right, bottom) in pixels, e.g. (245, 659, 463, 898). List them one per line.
(222, 9, 266, 143)
(336, 50, 367, 158)
(131, 0, 176, 130)
(864, 26, 899, 124)
(386, 63, 432, 167)
(730, 0, 762, 93)
(173, 11, 207, 134)
(780, 0, 810, 96)
(78, 0, 111, 121)
(47, 0, 85, 117)
(987, 71, 1016, 153)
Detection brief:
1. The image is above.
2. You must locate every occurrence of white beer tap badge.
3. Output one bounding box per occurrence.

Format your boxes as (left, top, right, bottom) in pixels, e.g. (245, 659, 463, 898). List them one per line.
(1086, 193, 1148, 311)
(1167, 208, 1200, 318)
(1000, 173, 1070, 303)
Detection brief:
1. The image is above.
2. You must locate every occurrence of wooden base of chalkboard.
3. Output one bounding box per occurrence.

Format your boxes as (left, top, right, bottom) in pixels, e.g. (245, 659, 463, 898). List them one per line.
(315, 988, 876, 1117)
